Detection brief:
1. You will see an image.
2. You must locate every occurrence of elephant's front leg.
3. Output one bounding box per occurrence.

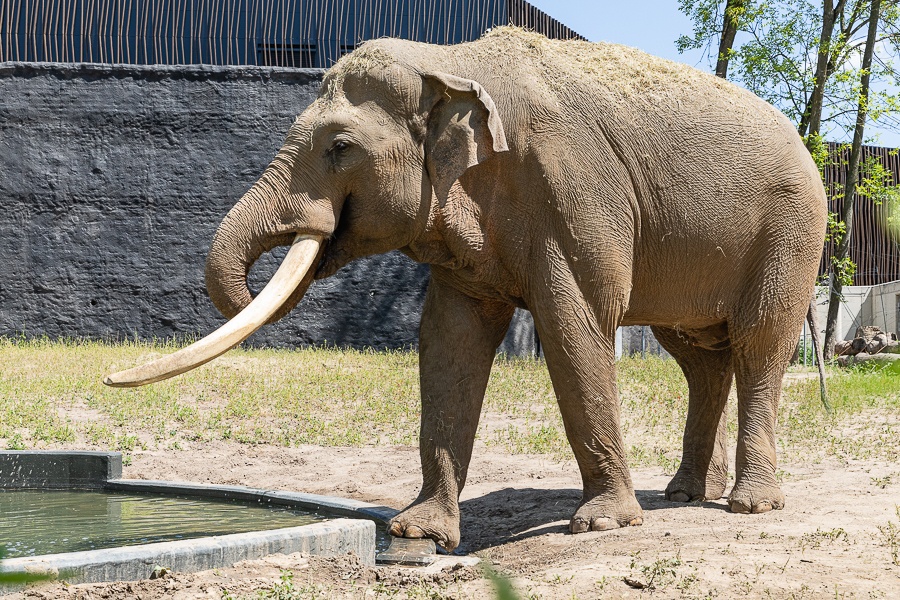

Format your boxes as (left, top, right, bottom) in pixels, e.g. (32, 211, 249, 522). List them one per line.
(531, 275, 643, 533)
(388, 277, 513, 552)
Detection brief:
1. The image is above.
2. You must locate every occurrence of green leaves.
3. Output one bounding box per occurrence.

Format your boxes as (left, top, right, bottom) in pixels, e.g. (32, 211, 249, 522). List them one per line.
(857, 153, 900, 205)
(825, 211, 847, 244)
(676, 0, 900, 142)
(676, 0, 730, 54)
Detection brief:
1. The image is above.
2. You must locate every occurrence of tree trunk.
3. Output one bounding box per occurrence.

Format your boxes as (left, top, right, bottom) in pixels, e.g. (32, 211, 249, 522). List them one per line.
(823, 0, 881, 359)
(715, 0, 747, 78)
(799, 0, 841, 140)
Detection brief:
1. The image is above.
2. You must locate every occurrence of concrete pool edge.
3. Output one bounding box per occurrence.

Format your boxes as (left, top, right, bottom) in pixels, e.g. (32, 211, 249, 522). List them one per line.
(0, 451, 406, 588)
(0, 450, 121, 489)
(1, 519, 374, 584)
(104, 479, 399, 524)
(0, 451, 399, 523)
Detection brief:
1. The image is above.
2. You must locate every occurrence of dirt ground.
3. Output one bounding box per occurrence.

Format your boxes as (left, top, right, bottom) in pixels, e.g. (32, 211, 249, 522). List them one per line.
(11, 434, 900, 599)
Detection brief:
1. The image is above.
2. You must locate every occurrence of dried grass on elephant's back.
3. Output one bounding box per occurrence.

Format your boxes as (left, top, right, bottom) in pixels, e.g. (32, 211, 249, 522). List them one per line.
(322, 26, 772, 133)
(481, 26, 732, 94)
(326, 25, 766, 122)
(476, 27, 766, 123)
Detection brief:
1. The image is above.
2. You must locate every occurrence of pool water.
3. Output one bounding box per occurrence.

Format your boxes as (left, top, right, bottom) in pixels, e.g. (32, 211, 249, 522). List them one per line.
(0, 489, 328, 558)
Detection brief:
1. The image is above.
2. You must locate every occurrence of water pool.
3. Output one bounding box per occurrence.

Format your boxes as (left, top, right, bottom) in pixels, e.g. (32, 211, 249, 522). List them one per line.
(1, 489, 326, 558)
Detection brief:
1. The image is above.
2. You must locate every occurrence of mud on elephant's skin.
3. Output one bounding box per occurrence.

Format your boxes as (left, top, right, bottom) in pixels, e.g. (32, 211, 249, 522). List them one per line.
(107, 27, 827, 551)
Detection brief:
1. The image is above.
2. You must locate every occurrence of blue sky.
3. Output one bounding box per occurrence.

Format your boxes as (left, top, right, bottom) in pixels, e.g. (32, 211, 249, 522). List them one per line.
(527, 0, 900, 146)
(527, 0, 707, 65)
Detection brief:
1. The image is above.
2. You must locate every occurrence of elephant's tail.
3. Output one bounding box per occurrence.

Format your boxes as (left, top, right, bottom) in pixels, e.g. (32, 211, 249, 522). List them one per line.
(807, 297, 830, 412)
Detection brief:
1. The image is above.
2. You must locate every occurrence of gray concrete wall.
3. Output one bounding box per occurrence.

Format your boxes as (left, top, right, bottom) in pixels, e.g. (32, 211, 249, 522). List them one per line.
(812, 281, 900, 342)
(0, 62, 534, 353)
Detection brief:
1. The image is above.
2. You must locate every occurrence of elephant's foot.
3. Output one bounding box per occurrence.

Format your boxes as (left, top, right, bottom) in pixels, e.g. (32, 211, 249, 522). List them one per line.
(665, 464, 727, 503)
(727, 480, 784, 514)
(388, 497, 460, 552)
(569, 491, 643, 533)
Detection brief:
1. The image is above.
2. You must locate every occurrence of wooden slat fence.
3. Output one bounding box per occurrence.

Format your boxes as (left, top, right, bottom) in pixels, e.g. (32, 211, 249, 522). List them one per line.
(820, 143, 900, 286)
(0, 0, 583, 67)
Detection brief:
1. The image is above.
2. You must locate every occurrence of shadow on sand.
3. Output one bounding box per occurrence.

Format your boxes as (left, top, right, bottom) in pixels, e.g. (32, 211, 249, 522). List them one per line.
(455, 487, 729, 553)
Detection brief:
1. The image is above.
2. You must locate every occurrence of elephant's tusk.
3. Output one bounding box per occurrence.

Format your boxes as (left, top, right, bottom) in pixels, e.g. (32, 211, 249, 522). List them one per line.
(103, 234, 323, 388)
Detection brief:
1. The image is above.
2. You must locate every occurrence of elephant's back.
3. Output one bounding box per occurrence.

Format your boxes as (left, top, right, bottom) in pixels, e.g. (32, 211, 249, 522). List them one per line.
(473, 28, 818, 205)
(467, 29, 828, 324)
(477, 27, 767, 119)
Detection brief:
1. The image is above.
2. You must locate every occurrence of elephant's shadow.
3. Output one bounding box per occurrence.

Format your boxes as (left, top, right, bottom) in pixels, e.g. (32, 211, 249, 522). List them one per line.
(454, 487, 729, 554)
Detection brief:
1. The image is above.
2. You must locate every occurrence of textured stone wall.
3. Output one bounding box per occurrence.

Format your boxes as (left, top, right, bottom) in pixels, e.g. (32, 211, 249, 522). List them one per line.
(0, 62, 534, 353)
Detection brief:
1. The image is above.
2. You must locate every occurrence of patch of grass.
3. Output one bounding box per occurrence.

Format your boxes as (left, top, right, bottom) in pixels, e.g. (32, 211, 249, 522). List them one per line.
(483, 355, 688, 468)
(491, 424, 567, 458)
(625, 550, 697, 593)
(0, 338, 896, 470)
(780, 363, 900, 463)
(0, 337, 421, 450)
(798, 528, 849, 551)
(617, 356, 689, 470)
(871, 474, 894, 488)
(877, 505, 900, 566)
(222, 570, 329, 600)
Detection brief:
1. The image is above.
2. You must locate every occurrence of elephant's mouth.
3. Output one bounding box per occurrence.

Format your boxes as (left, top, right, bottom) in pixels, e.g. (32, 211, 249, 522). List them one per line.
(314, 240, 350, 280)
(103, 233, 324, 387)
(313, 208, 354, 279)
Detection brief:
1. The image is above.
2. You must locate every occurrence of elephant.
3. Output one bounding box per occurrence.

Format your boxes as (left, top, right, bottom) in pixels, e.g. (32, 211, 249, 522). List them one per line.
(106, 27, 828, 552)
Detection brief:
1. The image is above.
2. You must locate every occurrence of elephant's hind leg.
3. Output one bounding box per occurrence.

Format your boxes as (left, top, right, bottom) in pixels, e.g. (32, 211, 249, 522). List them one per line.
(652, 326, 732, 503)
(727, 317, 801, 514)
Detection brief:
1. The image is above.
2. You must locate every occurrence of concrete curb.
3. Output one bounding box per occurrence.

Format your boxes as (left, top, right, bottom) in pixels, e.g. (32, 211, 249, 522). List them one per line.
(0, 451, 122, 489)
(0, 451, 401, 588)
(1, 519, 375, 584)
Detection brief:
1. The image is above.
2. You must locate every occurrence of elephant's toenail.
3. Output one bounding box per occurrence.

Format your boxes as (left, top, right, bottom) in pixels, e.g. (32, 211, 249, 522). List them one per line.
(730, 501, 752, 514)
(570, 518, 590, 534)
(389, 522, 404, 537)
(590, 517, 617, 531)
(752, 501, 773, 514)
(628, 517, 643, 527)
(669, 491, 690, 503)
(404, 525, 426, 538)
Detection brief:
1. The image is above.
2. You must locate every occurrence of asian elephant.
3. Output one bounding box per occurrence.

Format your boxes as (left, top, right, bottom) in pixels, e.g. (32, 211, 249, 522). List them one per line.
(106, 27, 828, 552)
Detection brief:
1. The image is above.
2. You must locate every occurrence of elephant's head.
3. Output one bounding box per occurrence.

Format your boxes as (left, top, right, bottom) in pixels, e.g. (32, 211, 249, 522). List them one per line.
(105, 42, 508, 387)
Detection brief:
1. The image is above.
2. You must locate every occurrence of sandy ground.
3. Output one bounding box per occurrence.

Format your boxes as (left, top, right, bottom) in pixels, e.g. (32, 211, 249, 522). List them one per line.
(10, 435, 900, 599)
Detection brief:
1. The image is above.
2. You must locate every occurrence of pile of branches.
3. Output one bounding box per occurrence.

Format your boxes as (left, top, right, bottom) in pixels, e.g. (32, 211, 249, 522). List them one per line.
(833, 326, 900, 367)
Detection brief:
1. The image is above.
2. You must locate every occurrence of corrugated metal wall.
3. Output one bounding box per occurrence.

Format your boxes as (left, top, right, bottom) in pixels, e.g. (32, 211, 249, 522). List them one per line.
(0, 0, 582, 67)
(820, 144, 900, 286)
(506, 0, 582, 41)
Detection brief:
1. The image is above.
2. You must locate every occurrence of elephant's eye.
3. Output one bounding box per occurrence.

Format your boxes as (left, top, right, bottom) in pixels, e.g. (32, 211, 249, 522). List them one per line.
(327, 138, 354, 172)
(331, 140, 350, 154)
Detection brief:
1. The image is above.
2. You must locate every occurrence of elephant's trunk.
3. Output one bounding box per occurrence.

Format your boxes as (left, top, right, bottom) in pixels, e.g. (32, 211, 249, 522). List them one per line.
(205, 177, 316, 322)
(104, 176, 326, 388)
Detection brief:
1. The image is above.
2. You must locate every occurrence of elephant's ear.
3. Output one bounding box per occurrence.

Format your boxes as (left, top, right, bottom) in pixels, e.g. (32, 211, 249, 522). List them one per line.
(421, 72, 508, 205)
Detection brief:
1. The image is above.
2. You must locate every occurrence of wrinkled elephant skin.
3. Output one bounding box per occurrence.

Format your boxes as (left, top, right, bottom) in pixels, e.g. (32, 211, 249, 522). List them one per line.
(201, 28, 828, 551)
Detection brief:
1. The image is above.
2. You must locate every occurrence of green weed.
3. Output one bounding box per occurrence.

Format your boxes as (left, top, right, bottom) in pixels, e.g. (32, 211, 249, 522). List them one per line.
(626, 550, 689, 592)
(877, 505, 900, 566)
(799, 528, 849, 551)
(871, 474, 893, 488)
